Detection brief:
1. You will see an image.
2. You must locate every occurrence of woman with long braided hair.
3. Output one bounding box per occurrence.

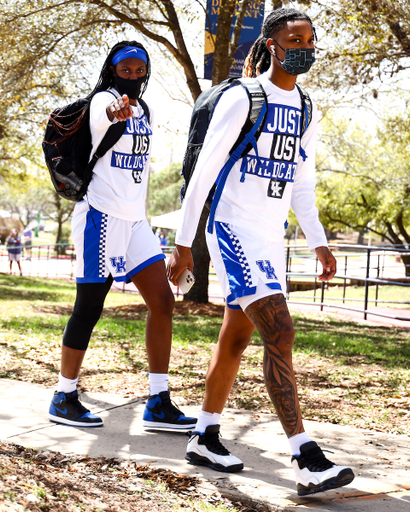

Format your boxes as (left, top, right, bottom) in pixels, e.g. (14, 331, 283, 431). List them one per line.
(49, 40, 196, 433)
(168, 8, 354, 495)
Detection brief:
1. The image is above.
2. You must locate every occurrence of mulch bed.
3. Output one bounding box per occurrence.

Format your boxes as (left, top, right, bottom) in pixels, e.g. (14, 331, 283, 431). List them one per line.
(0, 442, 261, 512)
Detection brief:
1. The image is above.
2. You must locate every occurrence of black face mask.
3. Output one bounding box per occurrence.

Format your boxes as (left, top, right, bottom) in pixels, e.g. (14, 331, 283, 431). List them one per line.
(114, 75, 146, 99)
(273, 41, 316, 76)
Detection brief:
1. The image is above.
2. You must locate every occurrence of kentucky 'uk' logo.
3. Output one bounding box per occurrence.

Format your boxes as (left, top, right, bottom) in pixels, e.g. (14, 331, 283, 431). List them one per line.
(267, 179, 287, 199)
(109, 256, 126, 274)
(256, 260, 278, 280)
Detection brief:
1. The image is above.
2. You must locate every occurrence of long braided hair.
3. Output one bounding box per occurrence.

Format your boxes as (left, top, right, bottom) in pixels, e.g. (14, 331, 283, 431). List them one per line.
(87, 40, 151, 99)
(243, 8, 314, 78)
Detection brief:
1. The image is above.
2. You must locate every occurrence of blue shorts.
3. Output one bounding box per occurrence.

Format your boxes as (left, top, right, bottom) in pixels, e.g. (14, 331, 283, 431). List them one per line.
(206, 221, 286, 310)
(72, 201, 165, 284)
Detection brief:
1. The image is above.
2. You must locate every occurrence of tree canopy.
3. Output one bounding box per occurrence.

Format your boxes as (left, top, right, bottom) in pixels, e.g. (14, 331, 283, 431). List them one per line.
(1, 0, 410, 298)
(302, 0, 410, 103)
(315, 103, 410, 271)
(147, 162, 184, 218)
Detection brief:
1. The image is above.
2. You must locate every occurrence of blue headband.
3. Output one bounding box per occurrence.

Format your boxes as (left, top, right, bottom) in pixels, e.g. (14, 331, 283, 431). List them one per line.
(112, 46, 148, 66)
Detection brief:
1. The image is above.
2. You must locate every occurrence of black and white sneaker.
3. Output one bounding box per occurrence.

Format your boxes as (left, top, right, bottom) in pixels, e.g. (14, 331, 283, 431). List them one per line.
(185, 425, 243, 472)
(292, 441, 355, 496)
(49, 390, 103, 427)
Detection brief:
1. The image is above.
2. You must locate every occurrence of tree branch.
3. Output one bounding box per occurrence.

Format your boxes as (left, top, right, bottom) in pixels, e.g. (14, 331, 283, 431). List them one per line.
(385, 221, 403, 246)
(396, 210, 410, 244)
(323, 212, 395, 244)
(89, 0, 202, 100)
(317, 167, 381, 188)
(4, 0, 78, 21)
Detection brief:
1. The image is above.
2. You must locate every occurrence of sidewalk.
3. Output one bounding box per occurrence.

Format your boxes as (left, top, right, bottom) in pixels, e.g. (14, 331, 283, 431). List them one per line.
(1, 379, 409, 511)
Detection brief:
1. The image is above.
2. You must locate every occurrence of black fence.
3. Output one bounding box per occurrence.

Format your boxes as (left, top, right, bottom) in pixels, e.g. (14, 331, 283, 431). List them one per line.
(0, 243, 76, 280)
(285, 244, 410, 323)
(1, 242, 409, 323)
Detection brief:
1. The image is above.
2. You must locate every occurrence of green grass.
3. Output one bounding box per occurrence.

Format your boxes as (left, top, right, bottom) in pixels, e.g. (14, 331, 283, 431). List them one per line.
(1, 275, 409, 360)
(0, 274, 409, 434)
(1, 275, 408, 370)
(0, 275, 75, 303)
(292, 315, 410, 368)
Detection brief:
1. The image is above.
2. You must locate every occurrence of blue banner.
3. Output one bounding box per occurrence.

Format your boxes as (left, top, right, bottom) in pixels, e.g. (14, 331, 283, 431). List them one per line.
(204, 0, 265, 79)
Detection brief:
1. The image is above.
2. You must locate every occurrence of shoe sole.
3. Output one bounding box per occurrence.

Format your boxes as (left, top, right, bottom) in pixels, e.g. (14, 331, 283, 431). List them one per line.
(185, 453, 244, 473)
(143, 420, 197, 432)
(297, 468, 355, 496)
(48, 414, 104, 428)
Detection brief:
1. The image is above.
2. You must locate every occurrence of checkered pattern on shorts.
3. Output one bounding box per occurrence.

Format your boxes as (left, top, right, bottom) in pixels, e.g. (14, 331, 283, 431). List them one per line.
(223, 223, 253, 288)
(98, 213, 108, 278)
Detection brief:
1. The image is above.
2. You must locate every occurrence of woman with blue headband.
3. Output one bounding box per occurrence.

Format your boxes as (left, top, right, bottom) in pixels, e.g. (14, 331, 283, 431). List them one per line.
(49, 41, 197, 433)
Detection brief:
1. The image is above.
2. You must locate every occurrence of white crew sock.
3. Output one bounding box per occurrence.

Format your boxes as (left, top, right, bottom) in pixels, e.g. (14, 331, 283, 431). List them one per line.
(149, 373, 169, 395)
(195, 410, 222, 434)
(288, 431, 311, 456)
(57, 372, 78, 393)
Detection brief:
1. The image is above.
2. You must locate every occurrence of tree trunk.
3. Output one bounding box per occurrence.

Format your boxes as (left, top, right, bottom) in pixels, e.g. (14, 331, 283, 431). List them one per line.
(401, 253, 410, 277)
(357, 229, 366, 245)
(212, 0, 237, 85)
(226, 0, 251, 72)
(56, 217, 63, 244)
(184, 207, 210, 303)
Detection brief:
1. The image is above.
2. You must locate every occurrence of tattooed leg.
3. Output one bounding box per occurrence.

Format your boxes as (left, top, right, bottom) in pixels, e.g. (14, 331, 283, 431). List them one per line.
(245, 294, 304, 438)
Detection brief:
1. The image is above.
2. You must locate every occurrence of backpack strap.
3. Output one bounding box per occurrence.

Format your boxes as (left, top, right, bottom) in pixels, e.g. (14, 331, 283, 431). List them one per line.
(138, 98, 151, 125)
(86, 121, 127, 172)
(207, 79, 268, 234)
(81, 120, 126, 198)
(295, 84, 313, 161)
(85, 90, 151, 175)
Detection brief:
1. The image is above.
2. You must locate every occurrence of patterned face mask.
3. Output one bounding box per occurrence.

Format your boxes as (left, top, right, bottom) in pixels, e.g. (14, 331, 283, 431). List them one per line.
(273, 40, 316, 76)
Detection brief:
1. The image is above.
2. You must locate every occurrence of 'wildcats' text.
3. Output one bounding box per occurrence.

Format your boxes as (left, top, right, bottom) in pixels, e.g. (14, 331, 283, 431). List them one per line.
(240, 156, 297, 183)
(111, 151, 149, 181)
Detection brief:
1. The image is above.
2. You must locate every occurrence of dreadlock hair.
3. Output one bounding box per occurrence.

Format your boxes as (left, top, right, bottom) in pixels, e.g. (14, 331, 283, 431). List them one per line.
(87, 41, 151, 100)
(243, 8, 314, 78)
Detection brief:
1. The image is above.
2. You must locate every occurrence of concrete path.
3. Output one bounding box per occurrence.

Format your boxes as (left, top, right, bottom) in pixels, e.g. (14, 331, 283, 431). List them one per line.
(1, 379, 409, 511)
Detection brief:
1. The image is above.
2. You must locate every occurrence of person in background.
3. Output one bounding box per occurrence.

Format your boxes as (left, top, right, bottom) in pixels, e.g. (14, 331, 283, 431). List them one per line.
(48, 40, 196, 433)
(22, 226, 33, 260)
(6, 228, 22, 275)
(167, 7, 354, 496)
(159, 233, 168, 247)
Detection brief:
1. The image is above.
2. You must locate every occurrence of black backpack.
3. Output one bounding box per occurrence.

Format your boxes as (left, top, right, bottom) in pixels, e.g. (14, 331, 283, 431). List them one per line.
(42, 92, 150, 202)
(180, 77, 267, 202)
(180, 78, 312, 232)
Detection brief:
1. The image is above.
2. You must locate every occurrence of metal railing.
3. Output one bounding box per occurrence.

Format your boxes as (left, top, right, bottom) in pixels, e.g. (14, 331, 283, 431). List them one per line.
(1, 242, 409, 322)
(285, 243, 410, 322)
(0, 243, 76, 280)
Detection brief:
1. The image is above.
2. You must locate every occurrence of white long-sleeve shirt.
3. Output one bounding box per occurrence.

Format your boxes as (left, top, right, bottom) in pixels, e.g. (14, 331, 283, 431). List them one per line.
(176, 72, 327, 251)
(86, 89, 154, 221)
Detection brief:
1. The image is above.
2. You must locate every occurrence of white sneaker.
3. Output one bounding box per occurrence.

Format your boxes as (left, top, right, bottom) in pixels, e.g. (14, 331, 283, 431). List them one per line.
(292, 441, 355, 496)
(185, 424, 243, 473)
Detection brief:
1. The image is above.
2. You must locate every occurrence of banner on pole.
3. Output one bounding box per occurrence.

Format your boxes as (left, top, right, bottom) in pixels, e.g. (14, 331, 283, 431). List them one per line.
(204, 0, 265, 80)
